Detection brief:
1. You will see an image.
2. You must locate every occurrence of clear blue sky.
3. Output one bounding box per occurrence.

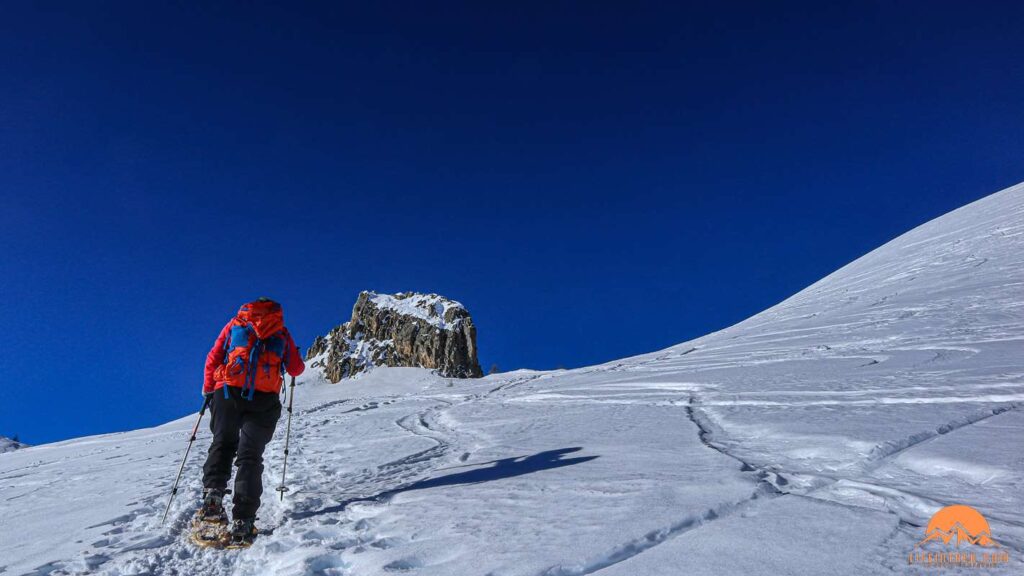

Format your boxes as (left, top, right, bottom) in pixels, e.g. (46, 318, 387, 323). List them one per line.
(2, 2, 1022, 444)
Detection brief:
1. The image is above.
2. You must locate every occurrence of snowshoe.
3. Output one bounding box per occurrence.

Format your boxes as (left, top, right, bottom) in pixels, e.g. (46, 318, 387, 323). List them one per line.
(189, 490, 229, 548)
(223, 518, 258, 549)
(197, 488, 228, 523)
(189, 515, 229, 548)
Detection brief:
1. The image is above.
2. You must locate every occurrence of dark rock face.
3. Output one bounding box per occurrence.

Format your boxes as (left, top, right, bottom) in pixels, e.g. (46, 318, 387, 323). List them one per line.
(306, 291, 483, 381)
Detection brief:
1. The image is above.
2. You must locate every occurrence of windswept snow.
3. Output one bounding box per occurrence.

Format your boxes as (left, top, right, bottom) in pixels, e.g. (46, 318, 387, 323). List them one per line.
(2, 183, 1023, 575)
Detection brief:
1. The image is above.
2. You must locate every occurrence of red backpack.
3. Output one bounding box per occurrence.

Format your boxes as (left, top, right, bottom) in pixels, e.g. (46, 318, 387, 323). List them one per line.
(214, 300, 288, 398)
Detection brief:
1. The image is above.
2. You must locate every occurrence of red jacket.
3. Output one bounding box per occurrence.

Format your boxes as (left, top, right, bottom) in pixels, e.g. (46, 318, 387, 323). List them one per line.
(203, 320, 305, 394)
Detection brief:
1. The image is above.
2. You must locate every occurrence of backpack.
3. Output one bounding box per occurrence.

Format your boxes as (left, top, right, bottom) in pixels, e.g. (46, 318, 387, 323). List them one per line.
(213, 300, 288, 399)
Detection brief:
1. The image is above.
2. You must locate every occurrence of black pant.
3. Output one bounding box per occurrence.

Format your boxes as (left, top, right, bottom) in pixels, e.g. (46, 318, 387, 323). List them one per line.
(202, 386, 282, 520)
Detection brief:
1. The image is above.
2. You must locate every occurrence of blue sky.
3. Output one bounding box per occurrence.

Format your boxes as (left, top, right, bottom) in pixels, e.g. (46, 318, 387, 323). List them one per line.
(2, 2, 1022, 444)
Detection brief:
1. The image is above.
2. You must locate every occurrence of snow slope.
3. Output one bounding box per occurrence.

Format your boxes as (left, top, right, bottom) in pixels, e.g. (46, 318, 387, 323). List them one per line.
(2, 182, 1023, 575)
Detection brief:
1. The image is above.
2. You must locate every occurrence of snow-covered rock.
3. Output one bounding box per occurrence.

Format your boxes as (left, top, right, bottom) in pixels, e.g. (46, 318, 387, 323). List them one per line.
(2, 182, 1023, 575)
(307, 291, 483, 381)
(0, 436, 25, 454)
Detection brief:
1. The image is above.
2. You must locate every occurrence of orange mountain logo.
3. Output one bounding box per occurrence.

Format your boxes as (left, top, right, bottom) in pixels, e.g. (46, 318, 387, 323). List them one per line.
(908, 505, 1009, 568)
(917, 505, 998, 548)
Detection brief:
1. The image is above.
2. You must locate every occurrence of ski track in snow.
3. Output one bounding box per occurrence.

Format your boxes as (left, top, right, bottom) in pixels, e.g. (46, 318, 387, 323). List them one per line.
(514, 387, 1023, 575)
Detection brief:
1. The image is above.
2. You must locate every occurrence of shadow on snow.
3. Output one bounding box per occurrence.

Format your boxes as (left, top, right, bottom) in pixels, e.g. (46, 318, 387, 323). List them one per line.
(291, 447, 598, 520)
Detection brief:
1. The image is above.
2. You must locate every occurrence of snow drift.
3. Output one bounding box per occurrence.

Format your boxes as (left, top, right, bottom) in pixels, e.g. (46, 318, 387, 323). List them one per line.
(1, 182, 1023, 575)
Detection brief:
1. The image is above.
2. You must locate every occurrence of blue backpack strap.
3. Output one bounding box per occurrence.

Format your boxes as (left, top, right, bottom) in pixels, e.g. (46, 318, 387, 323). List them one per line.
(220, 322, 242, 398)
(263, 332, 286, 377)
(243, 343, 256, 400)
(240, 324, 262, 401)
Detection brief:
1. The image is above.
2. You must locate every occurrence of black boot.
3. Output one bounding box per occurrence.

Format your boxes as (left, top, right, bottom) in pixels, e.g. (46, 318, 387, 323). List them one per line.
(197, 488, 227, 523)
(226, 518, 258, 547)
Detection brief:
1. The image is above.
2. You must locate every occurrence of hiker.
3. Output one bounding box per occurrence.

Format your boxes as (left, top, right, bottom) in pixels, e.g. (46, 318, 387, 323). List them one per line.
(198, 297, 305, 546)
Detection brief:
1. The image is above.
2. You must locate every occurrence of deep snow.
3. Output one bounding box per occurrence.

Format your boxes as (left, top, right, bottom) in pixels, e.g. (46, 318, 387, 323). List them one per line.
(1, 183, 1022, 575)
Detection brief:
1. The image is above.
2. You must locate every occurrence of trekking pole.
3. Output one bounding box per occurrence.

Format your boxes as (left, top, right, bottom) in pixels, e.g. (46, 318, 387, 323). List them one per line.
(161, 395, 212, 525)
(276, 375, 297, 501)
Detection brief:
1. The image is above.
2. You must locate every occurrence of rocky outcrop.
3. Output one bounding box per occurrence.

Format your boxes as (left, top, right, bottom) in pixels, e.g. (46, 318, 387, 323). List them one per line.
(0, 436, 25, 454)
(306, 291, 483, 381)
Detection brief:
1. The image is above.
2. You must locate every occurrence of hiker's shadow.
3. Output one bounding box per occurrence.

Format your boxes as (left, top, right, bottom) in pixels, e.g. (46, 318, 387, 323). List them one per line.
(292, 447, 598, 520)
